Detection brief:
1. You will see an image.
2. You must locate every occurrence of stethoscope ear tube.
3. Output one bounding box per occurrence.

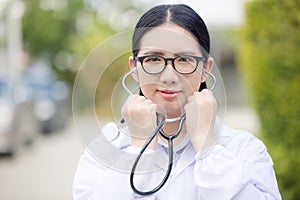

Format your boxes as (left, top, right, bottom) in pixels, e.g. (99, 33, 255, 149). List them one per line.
(130, 113, 186, 196)
(203, 69, 216, 91)
(122, 68, 137, 95)
(122, 68, 216, 96)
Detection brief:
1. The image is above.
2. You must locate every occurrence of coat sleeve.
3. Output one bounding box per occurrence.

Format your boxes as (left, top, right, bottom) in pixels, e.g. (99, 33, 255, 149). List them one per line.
(193, 129, 282, 200)
(73, 151, 100, 200)
(72, 150, 136, 200)
(72, 122, 165, 200)
(73, 147, 164, 200)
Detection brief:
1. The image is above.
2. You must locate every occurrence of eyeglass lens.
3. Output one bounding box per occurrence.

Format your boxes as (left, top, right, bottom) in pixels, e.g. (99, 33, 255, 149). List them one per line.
(142, 55, 199, 74)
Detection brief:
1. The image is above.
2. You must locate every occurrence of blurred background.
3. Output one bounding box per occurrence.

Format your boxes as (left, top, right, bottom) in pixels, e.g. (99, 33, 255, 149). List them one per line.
(0, 0, 299, 199)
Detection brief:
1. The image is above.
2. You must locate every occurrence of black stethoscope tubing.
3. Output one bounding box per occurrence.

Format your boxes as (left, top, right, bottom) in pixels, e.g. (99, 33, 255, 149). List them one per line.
(130, 113, 186, 196)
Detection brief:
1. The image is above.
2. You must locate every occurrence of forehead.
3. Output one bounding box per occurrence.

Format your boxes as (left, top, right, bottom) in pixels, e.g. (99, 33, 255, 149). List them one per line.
(139, 24, 201, 55)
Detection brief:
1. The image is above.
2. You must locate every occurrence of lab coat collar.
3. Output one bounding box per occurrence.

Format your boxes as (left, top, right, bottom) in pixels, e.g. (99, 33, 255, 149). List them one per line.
(97, 118, 228, 176)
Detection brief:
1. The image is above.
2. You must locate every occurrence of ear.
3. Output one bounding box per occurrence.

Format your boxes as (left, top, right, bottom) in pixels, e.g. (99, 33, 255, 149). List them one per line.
(129, 56, 139, 82)
(201, 57, 214, 82)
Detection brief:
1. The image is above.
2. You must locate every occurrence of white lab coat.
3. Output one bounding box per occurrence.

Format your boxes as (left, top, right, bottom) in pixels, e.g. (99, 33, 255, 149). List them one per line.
(73, 122, 282, 200)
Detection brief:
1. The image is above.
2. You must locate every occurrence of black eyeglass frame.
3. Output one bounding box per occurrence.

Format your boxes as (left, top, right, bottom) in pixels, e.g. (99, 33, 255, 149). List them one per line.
(135, 55, 206, 75)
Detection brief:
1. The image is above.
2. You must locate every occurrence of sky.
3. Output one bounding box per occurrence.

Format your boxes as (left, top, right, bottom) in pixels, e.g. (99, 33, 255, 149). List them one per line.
(83, 0, 248, 31)
(149, 0, 247, 29)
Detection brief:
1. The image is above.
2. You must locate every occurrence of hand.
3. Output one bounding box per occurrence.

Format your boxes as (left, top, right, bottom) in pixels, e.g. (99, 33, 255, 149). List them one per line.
(184, 89, 217, 153)
(121, 94, 158, 149)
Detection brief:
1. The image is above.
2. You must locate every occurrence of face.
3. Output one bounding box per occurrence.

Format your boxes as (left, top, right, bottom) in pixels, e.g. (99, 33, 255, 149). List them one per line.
(129, 24, 213, 118)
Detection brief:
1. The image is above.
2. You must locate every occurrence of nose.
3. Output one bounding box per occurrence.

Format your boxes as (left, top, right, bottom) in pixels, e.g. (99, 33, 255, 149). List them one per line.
(159, 61, 179, 84)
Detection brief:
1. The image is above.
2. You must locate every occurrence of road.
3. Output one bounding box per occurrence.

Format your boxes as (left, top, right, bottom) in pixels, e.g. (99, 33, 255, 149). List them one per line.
(0, 107, 259, 200)
(0, 118, 87, 200)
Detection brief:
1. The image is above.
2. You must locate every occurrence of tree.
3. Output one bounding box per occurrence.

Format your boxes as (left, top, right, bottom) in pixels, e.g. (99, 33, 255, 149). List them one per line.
(238, 0, 300, 199)
(22, 0, 116, 83)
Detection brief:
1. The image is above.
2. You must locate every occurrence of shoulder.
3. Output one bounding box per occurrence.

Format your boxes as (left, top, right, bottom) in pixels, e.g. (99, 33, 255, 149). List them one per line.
(221, 125, 263, 147)
(219, 124, 273, 164)
(101, 122, 131, 149)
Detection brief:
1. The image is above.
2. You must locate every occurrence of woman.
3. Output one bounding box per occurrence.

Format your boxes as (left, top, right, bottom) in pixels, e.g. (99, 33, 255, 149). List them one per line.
(73, 4, 281, 199)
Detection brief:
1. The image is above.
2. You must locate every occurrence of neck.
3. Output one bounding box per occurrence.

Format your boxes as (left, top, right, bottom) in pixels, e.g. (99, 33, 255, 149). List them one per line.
(159, 120, 187, 146)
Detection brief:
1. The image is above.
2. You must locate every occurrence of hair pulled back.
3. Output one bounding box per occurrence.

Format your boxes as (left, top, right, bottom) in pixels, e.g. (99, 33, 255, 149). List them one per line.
(132, 4, 210, 59)
(132, 4, 210, 92)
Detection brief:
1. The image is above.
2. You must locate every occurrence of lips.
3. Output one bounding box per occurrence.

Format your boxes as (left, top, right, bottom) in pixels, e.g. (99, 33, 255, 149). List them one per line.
(158, 89, 180, 99)
(161, 90, 176, 94)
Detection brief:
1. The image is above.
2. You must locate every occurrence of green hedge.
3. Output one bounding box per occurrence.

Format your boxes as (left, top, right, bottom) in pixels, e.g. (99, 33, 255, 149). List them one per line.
(238, 0, 300, 199)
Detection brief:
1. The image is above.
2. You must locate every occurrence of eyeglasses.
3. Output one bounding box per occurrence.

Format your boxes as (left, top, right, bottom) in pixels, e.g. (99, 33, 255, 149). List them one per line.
(135, 55, 205, 74)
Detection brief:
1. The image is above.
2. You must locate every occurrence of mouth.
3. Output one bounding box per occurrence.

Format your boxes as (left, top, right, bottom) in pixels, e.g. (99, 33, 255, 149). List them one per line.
(158, 89, 180, 99)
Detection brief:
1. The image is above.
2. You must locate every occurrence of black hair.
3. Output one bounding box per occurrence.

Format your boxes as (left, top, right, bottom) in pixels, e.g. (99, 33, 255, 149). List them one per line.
(132, 4, 210, 92)
(132, 4, 210, 58)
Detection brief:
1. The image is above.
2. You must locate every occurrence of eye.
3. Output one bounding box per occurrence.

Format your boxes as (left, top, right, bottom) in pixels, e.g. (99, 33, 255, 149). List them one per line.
(144, 56, 163, 63)
(177, 56, 194, 63)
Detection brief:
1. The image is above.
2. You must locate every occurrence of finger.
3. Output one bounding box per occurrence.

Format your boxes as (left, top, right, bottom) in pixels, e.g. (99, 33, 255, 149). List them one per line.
(132, 95, 146, 103)
(187, 93, 197, 102)
(143, 99, 154, 105)
(150, 104, 158, 114)
(123, 95, 145, 112)
(200, 89, 213, 96)
(201, 89, 210, 93)
(201, 89, 215, 101)
(127, 94, 140, 103)
(122, 94, 135, 109)
(184, 101, 192, 112)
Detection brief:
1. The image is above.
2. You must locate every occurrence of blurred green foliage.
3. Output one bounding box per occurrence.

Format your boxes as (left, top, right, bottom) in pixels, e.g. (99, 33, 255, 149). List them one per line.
(238, 0, 300, 199)
(21, 0, 145, 115)
(22, 0, 115, 84)
(22, 0, 80, 56)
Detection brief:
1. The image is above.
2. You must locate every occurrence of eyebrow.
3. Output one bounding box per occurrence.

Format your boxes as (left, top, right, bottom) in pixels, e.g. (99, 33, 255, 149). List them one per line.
(142, 51, 164, 56)
(141, 50, 197, 56)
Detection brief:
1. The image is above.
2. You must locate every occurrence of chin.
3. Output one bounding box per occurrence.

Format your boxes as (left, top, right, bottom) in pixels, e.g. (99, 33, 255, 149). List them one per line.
(161, 103, 184, 117)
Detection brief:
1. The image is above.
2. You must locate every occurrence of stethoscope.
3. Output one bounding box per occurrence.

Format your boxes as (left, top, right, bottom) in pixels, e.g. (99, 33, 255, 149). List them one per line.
(121, 67, 216, 196)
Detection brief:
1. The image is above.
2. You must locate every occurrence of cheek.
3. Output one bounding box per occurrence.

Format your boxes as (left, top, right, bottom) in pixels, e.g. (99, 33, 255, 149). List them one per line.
(138, 73, 158, 89)
(193, 78, 202, 91)
(140, 84, 156, 99)
(138, 74, 158, 97)
(183, 74, 202, 93)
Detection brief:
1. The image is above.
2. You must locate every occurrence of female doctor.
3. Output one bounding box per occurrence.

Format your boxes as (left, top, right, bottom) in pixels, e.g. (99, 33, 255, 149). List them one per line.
(73, 4, 281, 200)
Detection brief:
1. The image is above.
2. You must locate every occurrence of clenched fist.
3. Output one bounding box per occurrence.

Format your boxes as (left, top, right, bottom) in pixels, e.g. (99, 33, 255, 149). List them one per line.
(121, 95, 158, 149)
(184, 89, 217, 153)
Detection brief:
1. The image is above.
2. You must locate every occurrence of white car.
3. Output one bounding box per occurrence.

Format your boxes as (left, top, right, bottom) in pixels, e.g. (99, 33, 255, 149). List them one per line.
(0, 77, 38, 156)
(23, 62, 70, 134)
